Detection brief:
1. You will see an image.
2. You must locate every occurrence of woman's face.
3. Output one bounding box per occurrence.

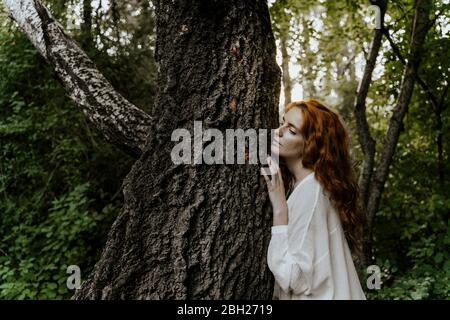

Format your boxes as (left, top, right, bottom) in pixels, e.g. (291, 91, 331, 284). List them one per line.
(271, 107, 306, 160)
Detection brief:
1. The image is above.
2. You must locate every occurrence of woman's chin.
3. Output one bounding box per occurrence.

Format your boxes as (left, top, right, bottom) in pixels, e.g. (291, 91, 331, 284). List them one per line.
(270, 145, 282, 156)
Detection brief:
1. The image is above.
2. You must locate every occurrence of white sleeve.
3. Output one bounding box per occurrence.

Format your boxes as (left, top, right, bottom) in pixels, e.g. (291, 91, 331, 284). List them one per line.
(267, 182, 320, 295)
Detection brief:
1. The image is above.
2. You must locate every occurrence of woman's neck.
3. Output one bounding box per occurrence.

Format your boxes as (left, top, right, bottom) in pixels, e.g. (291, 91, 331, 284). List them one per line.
(284, 158, 313, 185)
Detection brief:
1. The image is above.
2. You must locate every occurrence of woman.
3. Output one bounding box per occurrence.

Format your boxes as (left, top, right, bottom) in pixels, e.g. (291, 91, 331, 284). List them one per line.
(262, 99, 366, 300)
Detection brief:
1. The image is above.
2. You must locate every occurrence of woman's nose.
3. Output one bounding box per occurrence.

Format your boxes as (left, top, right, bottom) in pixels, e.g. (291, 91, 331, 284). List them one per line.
(275, 127, 283, 137)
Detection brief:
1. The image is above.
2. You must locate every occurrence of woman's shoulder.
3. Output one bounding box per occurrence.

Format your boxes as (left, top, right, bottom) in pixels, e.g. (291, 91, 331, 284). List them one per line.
(287, 172, 320, 202)
(288, 173, 335, 213)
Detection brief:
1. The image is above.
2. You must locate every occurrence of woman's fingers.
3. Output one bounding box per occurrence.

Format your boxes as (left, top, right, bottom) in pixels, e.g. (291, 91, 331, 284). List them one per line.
(263, 174, 271, 187)
(277, 164, 283, 182)
(262, 156, 284, 191)
(263, 156, 282, 188)
(261, 167, 272, 187)
(268, 156, 280, 177)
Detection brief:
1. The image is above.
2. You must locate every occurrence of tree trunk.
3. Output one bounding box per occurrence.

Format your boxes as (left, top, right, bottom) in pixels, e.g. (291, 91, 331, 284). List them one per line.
(300, 15, 317, 98)
(382, 27, 448, 190)
(340, 56, 358, 123)
(364, 0, 432, 265)
(3, 0, 152, 158)
(354, 0, 387, 267)
(80, 0, 93, 49)
(5, 0, 280, 299)
(280, 33, 292, 106)
(333, 41, 358, 123)
(70, 0, 281, 299)
(436, 84, 449, 189)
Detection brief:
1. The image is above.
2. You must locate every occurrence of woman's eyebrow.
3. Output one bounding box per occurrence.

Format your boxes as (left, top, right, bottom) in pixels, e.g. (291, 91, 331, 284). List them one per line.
(283, 115, 300, 130)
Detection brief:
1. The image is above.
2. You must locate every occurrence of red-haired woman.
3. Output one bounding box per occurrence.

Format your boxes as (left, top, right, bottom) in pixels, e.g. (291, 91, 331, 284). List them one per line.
(262, 99, 366, 300)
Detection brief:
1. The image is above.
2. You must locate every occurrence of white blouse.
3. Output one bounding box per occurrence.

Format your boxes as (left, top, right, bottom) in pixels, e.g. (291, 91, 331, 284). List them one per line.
(267, 172, 366, 300)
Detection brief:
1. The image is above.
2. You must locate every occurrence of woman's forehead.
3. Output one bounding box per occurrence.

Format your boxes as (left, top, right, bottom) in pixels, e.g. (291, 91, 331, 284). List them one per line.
(284, 108, 303, 129)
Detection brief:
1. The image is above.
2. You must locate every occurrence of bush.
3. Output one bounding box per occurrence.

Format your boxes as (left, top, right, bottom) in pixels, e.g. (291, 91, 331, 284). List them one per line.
(0, 25, 132, 299)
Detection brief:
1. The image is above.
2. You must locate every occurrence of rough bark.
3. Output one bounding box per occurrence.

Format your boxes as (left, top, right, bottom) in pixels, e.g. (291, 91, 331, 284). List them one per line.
(354, 0, 387, 267)
(3, 0, 153, 157)
(72, 0, 281, 299)
(364, 0, 432, 264)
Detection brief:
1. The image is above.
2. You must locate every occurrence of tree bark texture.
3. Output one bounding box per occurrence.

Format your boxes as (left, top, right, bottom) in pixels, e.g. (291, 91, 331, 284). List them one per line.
(70, 0, 281, 299)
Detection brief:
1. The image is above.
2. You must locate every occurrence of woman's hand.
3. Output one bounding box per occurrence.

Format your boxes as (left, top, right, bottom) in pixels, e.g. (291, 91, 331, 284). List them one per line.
(261, 156, 288, 225)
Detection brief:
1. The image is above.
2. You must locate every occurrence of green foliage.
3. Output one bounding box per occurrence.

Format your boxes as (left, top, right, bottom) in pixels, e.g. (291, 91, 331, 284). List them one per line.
(364, 96, 450, 299)
(0, 184, 118, 299)
(0, 1, 155, 298)
(367, 195, 450, 300)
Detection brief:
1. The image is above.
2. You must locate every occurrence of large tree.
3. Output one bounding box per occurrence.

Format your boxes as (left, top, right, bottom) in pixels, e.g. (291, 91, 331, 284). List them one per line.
(3, 0, 281, 299)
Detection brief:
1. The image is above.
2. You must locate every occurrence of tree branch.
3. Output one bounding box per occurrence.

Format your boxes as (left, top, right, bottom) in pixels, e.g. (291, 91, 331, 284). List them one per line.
(366, 0, 432, 236)
(3, 0, 153, 157)
(382, 27, 440, 111)
(354, 0, 387, 208)
(354, 0, 388, 268)
(438, 82, 449, 110)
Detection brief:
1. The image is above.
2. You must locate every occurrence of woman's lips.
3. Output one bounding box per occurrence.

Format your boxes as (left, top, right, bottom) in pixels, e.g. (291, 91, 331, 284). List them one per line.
(272, 140, 282, 146)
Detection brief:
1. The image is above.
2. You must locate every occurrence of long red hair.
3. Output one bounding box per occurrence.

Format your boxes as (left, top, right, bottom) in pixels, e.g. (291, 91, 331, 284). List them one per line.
(280, 99, 363, 260)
